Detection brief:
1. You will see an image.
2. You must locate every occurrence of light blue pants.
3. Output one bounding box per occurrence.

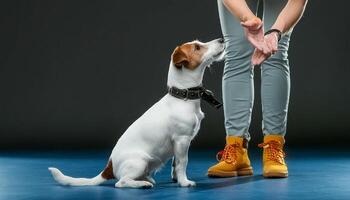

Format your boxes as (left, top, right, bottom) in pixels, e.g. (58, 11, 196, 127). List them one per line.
(217, 0, 291, 140)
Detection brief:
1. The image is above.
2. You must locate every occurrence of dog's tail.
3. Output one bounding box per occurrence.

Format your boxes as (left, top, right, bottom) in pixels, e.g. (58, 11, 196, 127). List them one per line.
(48, 160, 115, 186)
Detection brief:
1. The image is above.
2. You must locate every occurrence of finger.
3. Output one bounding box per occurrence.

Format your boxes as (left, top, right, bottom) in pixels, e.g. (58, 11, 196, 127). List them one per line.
(267, 34, 278, 52)
(260, 41, 272, 55)
(269, 40, 278, 53)
(272, 45, 278, 53)
(253, 49, 269, 65)
(262, 37, 273, 54)
(258, 51, 267, 63)
(251, 18, 263, 29)
(272, 48, 277, 55)
(240, 21, 252, 28)
(253, 56, 265, 66)
(254, 54, 267, 65)
(262, 43, 272, 55)
(240, 20, 255, 27)
(265, 40, 274, 55)
(252, 49, 259, 61)
(252, 57, 258, 66)
(252, 49, 265, 65)
(241, 22, 260, 30)
(251, 50, 259, 65)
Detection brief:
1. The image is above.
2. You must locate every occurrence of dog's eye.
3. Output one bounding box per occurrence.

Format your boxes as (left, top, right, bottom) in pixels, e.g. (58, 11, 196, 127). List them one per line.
(194, 44, 201, 51)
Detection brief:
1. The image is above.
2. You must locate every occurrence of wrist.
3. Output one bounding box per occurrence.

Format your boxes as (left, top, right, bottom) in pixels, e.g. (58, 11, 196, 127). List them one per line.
(265, 29, 282, 41)
(271, 22, 285, 34)
(270, 32, 279, 41)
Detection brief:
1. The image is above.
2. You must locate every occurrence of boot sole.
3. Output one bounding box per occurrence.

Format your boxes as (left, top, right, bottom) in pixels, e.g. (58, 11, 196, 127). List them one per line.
(263, 172, 288, 178)
(208, 167, 254, 178)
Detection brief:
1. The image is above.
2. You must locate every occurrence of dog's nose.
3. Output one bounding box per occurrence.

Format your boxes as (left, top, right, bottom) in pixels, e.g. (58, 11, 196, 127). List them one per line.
(218, 38, 225, 43)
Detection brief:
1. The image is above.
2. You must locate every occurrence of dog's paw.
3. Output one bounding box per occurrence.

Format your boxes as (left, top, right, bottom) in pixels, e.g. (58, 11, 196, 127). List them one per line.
(115, 180, 153, 189)
(178, 179, 196, 187)
(141, 181, 154, 189)
(146, 177, 156, 185)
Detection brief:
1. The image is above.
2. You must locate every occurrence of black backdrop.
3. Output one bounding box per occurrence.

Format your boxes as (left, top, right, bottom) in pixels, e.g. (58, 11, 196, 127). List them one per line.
(1, 0, 349, 149)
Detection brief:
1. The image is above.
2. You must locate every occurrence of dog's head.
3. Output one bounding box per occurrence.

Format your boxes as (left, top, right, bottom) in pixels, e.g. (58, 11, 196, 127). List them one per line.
(171, 38, 225, 70)
(167, 39, 225, 88)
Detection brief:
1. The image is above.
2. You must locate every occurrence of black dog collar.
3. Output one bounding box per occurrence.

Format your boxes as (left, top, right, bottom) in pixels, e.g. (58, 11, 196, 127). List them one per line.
(167, 86, 222, 109)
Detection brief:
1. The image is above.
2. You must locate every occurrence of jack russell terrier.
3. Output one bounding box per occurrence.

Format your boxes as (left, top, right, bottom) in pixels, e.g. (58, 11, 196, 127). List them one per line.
(49, 38, 225, 188)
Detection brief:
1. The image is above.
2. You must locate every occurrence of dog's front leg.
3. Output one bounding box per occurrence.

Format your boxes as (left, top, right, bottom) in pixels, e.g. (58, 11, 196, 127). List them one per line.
(173, 136, 195, 187)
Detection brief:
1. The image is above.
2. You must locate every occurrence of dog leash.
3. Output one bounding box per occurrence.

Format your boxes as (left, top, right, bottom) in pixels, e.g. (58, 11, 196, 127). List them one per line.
(167, 86, 223, 109)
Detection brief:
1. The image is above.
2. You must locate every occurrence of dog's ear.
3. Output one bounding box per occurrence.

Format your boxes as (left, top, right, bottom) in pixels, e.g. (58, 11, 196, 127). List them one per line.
(172, 46, 189, 69)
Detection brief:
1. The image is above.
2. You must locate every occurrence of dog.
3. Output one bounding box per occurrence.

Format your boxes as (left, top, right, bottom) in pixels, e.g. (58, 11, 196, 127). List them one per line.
(48, 38, 225, 188)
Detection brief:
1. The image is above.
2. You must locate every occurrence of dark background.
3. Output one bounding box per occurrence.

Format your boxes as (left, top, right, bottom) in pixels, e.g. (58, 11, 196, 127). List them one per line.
(0, 0, 349, 150)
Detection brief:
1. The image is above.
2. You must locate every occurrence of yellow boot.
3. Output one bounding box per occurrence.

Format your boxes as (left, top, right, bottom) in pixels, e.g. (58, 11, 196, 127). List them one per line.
(207, 136, 253, 177)
(259, 135, 288, 178)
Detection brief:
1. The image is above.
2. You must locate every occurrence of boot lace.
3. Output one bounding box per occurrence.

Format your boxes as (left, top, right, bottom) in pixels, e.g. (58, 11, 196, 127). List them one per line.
(258, 140, 286, 164)
(216, 143, 241, 164)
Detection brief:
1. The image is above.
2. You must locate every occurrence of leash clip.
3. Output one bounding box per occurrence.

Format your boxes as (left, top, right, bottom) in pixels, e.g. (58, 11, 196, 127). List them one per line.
(201, 89, 223, 109)
(204, 89, 214, 96)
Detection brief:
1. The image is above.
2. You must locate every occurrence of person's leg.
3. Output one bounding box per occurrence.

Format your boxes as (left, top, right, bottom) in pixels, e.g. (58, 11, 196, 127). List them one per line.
(207, 0, 260, 178)
(259, 0, 291, 178)
(220, 0, 260, 140)
(261, 0, 291, 137)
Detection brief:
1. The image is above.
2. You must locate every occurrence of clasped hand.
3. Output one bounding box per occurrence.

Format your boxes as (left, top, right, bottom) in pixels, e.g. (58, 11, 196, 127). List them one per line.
(241, 17, 279, 66)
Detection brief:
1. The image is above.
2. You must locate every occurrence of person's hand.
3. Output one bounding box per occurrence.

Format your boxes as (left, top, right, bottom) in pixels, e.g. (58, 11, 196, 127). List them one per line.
(251, 32, 279, 65)
(251, 48, 268, 66)
(241, 17, 269, 54)
(264, 32, 278, 54)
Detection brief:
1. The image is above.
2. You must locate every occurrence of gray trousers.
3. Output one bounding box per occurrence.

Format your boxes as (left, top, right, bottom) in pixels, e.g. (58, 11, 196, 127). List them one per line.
(217, 0, 291, 140)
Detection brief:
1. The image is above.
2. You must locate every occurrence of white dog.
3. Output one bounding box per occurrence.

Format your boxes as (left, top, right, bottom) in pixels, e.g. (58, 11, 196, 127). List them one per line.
(49, 38, 225, 188)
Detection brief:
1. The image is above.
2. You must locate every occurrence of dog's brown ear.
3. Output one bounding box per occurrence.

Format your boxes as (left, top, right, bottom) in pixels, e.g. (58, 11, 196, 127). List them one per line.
(172, 46, 189, 69)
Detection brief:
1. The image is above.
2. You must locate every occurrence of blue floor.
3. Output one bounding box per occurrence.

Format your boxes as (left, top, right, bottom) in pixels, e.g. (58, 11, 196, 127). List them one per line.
(0, 148, 349, 200)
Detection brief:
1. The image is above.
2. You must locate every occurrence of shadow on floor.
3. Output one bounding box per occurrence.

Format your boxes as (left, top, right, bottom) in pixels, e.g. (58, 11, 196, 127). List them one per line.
(194, 175, 264, 191)
(99, 175, 264, 191)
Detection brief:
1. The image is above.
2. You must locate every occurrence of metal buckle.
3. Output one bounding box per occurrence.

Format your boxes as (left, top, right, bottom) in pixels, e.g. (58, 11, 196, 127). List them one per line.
(183, 89, 189, 101)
